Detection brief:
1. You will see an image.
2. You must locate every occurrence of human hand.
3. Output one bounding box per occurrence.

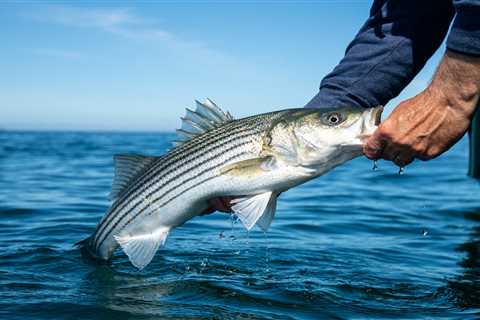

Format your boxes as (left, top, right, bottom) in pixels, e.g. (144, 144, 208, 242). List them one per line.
(201, 197, 233, 215)
(364, 51, 480, 167)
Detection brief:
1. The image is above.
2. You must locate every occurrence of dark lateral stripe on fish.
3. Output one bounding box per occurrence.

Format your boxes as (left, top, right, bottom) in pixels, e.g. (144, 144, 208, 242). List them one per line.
(91, 125, 261, 247)
(95, 148, 249, 249)
(92, 112, 281, 250)
(111, 123, 249, 201)
(99, 150, 247, 249)
(121, 151, 249, 229)
(94, 141, 250, 249)
(104, 121, 259, 213)
(93, 138, 254, 249)
(91, 127, 259, 246)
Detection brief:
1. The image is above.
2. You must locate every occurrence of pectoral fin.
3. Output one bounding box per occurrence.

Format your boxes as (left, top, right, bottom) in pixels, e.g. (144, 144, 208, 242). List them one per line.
(256, 195, 277, 232)
(231, 192, 278, 231)
(220, 156, 277, 177)
(114, 228, 170, 270)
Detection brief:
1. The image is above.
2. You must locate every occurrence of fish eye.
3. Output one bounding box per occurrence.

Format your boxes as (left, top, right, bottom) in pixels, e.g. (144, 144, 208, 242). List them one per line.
(324, 112, 343, 126)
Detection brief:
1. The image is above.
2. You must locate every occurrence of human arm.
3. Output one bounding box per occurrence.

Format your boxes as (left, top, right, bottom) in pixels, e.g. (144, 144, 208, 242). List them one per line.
(364, 50, 480, 165)
(306, 0, 455, 109)
(364, 0, 480, 165)
(205, 0, 456, 213)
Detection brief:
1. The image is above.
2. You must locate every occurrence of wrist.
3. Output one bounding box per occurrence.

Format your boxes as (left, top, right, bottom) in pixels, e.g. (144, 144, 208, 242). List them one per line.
(427, 50, 480, 118)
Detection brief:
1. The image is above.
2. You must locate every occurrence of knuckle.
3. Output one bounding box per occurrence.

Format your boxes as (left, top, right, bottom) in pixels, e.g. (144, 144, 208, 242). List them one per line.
(390, 136, 404, 146)
(418, 151, 433, 160)
(426, 149, 439, 159)
(411, 145, 426, 155)
(378, 129, 393, 141)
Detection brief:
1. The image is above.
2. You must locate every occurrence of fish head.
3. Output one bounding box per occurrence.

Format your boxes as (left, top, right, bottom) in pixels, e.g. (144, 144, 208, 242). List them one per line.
(268, 106, 383, 173)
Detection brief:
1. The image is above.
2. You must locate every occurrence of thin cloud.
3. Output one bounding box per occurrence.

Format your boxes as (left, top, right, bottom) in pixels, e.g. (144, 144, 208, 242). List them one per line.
(25, 6, 172, 41)
(23, 6, 231, 63)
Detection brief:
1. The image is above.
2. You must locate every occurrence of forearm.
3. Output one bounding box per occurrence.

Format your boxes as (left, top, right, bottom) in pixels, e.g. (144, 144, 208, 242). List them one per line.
(364, 51, 480, 163)
(428, 50, 480, 118)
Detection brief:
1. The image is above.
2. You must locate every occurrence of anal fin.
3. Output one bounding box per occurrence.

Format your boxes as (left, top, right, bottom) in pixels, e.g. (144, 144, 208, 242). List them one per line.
(114, 228, 169, 270)
(231, 192, 278, 231)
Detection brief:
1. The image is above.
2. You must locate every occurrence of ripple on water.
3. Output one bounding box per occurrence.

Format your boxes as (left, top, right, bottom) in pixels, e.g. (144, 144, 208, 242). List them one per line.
(0, 132, 480, 319)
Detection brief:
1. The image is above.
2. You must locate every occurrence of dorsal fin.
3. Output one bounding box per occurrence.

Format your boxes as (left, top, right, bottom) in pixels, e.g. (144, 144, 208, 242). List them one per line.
(109, 154, 159, 201)
(174, 98, 234, 146)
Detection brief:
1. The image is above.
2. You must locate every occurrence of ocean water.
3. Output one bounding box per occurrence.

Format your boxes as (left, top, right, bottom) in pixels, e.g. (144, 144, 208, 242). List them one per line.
(0, 130, 479, 320)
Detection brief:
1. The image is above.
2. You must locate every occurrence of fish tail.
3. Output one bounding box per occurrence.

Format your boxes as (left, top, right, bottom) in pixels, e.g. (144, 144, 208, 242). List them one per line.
(75, 236, 91, 248)
(76, 236, 105, 261)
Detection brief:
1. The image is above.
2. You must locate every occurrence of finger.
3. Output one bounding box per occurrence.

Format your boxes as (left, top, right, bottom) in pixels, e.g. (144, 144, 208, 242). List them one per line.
(200, 206, 215, 216)
(208, 197, 232, 213)
(381, 141, 415, 166)
(208, 198, 224, 211)
(363, 132, 386, 160)
(380, 143, 399, 161)
(393, 153, 414, 167)
(219, 197, 233, 213)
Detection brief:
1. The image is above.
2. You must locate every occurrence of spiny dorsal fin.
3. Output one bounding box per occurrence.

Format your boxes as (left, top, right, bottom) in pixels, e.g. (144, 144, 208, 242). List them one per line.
(109, 154, 159, 201)
(174, 98, 234, 146)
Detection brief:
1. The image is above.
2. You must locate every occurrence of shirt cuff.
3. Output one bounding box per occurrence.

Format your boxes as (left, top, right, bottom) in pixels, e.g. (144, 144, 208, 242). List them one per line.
(446, 4, 480, 56)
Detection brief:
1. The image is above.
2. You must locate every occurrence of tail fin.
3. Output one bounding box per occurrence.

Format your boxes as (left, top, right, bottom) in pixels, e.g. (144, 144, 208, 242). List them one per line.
(76, 236, 104, 261)
(75, 236, 91, 248)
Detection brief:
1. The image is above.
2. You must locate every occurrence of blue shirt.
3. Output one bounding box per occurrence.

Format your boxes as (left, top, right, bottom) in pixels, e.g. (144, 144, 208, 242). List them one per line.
(306, 0, 480, 109)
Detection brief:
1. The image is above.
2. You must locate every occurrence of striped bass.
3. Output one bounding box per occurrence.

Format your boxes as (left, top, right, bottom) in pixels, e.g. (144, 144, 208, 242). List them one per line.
(79, 99, 382, 269)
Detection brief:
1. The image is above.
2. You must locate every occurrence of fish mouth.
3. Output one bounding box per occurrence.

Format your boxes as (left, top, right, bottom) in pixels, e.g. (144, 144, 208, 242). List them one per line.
(358, 105, 383, 142)
(372, 105, 383, 126)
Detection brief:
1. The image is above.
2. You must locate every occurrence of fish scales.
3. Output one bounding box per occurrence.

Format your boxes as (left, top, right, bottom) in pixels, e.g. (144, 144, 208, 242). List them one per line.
(94, 122, 252, 235)
(80, 100, 382, 270)
(91, 112, 283, 252)
(96, 141, 251, 250)
(97, 112, 270, 225)
(91, 117, 268, 248)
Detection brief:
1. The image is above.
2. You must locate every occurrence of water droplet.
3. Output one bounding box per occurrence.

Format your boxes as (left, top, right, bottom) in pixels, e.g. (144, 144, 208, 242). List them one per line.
(230, 214, 235, 231)
(263, 231, 271, 272)
(422, 229, 428, 236)
(372, 160, 378, 171)
(398, 167, 404, 175)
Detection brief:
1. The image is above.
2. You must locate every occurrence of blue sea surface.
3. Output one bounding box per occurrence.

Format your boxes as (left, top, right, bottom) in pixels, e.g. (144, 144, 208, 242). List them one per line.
(0, 131, 479, 319)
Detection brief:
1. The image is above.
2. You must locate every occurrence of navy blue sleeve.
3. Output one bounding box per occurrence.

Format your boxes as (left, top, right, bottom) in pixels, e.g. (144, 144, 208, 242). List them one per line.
(447, 0, 480, 56)
(306, 0, 454, 109)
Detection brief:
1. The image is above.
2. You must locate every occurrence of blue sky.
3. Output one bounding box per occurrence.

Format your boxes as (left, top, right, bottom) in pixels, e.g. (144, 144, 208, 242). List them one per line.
(0, 1, 445, 131)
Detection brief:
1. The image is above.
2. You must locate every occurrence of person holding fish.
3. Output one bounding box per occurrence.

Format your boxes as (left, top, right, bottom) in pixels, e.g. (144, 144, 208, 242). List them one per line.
(306, 0, 480, 169)
(209, 0, 480, 213)
(81, 0, 480, 270)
